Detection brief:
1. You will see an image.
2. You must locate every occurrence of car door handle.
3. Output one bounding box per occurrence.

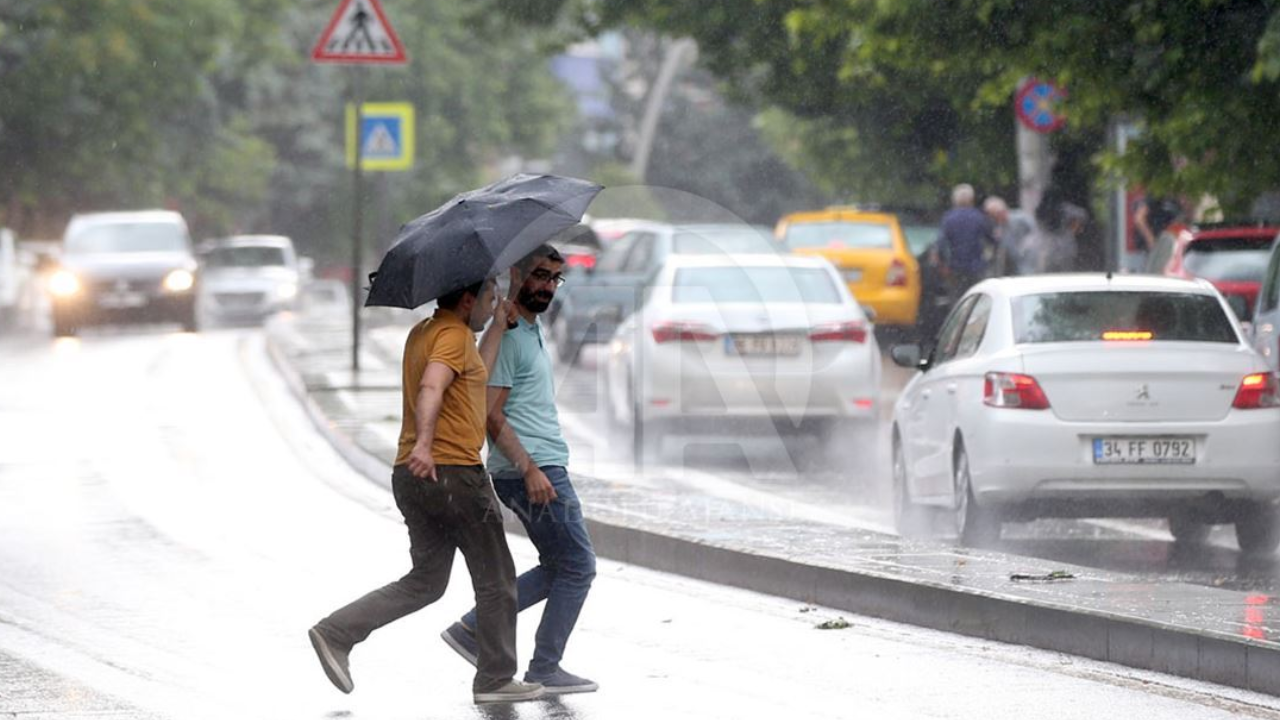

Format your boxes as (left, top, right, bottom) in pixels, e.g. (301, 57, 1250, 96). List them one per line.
(946, 383, 957, 394)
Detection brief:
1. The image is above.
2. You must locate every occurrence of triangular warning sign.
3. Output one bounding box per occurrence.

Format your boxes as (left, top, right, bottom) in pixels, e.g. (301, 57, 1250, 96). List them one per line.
(364, 122, 399, 157)
(312, 0, 407, 65)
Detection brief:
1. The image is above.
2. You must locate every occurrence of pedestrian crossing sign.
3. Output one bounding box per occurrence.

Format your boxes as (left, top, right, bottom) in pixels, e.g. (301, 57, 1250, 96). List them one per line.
(345, 102, 415, 171)
(312, 0, 407, 65)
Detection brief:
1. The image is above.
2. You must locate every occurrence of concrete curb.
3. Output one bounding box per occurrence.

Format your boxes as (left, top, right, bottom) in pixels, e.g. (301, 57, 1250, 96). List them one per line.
(264, 330, 1280, 696)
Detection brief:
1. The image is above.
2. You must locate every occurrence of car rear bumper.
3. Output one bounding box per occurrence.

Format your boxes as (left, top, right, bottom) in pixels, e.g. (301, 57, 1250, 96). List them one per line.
(637, 346, 880, 422)
(849, 284, 919, 326)
(966, 408, 1280, 505)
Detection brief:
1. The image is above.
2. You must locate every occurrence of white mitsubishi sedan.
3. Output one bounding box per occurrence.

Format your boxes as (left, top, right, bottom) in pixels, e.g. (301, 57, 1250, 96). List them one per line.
(605, 254, 881, 462)
(890, 274, 1280, 553)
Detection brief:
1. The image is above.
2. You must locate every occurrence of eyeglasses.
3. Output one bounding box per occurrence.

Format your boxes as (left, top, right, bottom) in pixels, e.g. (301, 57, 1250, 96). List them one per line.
(528, 268, 567, 287)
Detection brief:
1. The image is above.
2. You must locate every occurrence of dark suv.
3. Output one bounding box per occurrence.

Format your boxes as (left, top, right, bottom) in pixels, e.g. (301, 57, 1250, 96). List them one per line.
(48, 210, 199, 336)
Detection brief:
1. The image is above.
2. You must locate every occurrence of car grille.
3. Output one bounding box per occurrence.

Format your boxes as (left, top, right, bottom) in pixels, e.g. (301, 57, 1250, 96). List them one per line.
(214, 292, 266, 309)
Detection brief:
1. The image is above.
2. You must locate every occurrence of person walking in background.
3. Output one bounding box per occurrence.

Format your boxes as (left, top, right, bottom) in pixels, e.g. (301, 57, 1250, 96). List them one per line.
(441, 239, 599, 696)
(1132, 193, 1185, 273)
(307, 277, 547, 705)
(932, 183, 996, 296)
(983, 196, 1037, 276)
(1027, 200, 1088, 274)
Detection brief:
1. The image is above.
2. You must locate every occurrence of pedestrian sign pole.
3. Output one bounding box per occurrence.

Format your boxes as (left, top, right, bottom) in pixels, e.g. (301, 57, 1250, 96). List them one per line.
(312, 0, 408, 374)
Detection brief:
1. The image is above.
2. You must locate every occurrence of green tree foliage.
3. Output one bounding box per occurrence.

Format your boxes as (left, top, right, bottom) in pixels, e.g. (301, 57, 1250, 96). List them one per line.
(489, 0, 1280, 214)
(0, 0, 572, 259)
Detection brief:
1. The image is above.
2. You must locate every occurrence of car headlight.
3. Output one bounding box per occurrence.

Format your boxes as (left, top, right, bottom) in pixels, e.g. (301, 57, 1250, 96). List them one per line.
(275, 282, 299, 300)
(163, 269, 195, 292)
(49, 270, 81, 297)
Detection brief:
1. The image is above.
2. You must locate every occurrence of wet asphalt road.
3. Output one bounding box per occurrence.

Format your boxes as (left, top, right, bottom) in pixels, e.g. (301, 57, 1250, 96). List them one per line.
(4, 322, 1280, 718)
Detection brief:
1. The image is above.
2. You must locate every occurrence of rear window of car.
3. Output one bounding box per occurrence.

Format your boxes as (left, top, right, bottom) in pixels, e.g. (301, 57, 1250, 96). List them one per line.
(783, 221, 893, 250)
(204, 246, 288, 268)
(672, 267, 842, 304)
(672, 229, 777, 254)
(66, 222, 187, 254)
(1012, 291, 1238, 344)
(1182, 235, 1274, 283)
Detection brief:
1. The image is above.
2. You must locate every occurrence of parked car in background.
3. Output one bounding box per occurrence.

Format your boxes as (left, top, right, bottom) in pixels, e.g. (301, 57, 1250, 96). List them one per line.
(1252, 236, 1280, 371)
(775, 206, 921, 329)
(197, 234, 300, 325)
(605, 253, 881, 463)
(552, 222, 779, 364)
(890, 274, 1280, 553)
(48, 210, 198, 336)
(0, 228, 20, 328)
(1148, 224, 1277, 321)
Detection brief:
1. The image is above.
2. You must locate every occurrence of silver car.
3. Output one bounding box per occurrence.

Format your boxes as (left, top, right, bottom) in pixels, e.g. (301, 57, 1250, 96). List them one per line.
(1254, 236, 1280, 371)
(198, 235, 300, 324)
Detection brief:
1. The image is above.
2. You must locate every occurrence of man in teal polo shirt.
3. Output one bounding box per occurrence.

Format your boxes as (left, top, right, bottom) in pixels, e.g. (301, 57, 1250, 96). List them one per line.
(441, 238, 599, 695)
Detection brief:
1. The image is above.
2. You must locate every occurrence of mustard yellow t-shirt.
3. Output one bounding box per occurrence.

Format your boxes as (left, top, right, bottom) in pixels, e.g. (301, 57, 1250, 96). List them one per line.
(395, 309, 488, 466)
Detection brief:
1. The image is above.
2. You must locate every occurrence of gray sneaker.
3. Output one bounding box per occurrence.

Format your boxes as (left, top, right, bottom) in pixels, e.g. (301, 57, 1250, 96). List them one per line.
(473, 680, 545, 704)
(308, 626, 353, 694)
(524, 668, 598, 695)
(440, 622, 479, 667)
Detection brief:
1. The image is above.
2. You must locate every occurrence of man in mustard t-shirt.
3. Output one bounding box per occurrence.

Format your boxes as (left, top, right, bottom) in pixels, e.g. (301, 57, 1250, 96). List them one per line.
(308, 276, 545, 705)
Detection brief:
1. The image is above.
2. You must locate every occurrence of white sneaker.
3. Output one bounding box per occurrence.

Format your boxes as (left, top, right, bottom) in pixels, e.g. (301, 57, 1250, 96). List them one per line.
(474, 680, 545, 704)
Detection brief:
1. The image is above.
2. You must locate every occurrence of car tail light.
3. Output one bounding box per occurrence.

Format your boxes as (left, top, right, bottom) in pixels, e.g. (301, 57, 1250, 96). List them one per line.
(983, 372, 1051, 410)
(809, 320, 868, 343)
(1102, 330, 1154, 341)
(1233, 372, 1280, 409)
(566, 254, 595, 269)
(651, 321, 718, 344)
(886, 259, 908, 287)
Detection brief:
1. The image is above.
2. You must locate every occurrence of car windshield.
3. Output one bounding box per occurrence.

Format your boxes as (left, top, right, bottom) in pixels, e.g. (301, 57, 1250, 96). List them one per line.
(784, 221, 893, 250)
(66, 222, 187, 254)
(1012, 291, 1238, 344)
(671, 267, 842, 304)
(204, 246, 288, 268)
(1181, 236, 1274, 283)
(672, 228, 778, 254)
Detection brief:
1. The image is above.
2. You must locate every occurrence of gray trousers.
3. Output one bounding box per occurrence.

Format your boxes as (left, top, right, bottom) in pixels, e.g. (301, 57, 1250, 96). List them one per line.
(315, 464, 518, 692)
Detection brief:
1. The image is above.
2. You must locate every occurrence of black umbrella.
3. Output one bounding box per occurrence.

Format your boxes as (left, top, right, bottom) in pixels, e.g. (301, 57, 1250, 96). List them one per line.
(365, 173, 603, 309)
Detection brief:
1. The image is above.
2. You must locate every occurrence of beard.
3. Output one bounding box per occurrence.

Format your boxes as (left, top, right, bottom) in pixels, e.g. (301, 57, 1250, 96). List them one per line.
(518, 285, 554, 314)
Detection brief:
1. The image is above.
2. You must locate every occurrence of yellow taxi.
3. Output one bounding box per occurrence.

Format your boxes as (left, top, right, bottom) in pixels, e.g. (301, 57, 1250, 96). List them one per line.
(774, 207, 920, 327)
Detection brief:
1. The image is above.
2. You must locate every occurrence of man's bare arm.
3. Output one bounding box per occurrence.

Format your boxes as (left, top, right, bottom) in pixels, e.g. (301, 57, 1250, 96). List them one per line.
(407, 361, 456, 481)
(486, 385, 556, 504)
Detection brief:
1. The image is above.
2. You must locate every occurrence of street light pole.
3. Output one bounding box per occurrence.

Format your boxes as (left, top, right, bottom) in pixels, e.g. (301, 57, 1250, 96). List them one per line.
(351, 68, 365, 375)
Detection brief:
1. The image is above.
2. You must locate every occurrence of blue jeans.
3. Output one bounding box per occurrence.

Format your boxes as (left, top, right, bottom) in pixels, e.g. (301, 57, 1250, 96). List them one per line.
(461, 466, 596, 677)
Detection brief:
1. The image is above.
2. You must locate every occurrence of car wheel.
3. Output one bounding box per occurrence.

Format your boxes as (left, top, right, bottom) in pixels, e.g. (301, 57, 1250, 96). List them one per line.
(632, 401, 662, 468)
(953, 441, 1000, 547)
(1167, 511, 1211, 546)
(1235, 505, 1280, 556)
(180, 305, 198, 333)
(892, 431, 928, 537)
(553, 317, 581, 366)
(52, 309, 78, 337)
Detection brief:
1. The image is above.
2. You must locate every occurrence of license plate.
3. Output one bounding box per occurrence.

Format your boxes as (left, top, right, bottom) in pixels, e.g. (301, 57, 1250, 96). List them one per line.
(98, 291, 147, 309)
(726, 334, 803, 356)
(842, 268, 863, 283)
(1093, 437, 1195, 465)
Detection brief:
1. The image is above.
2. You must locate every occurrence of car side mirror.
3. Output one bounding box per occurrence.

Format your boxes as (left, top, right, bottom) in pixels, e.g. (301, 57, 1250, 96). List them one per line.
(891, 343, 928, 371)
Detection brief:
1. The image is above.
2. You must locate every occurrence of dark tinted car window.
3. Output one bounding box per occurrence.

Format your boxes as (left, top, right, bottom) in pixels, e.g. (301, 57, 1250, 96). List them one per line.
(1013, 291, 1237, 344)
(66, 222, 187, 254)
(204, 246, 287, 267)
(1182, 236, 1272, 283)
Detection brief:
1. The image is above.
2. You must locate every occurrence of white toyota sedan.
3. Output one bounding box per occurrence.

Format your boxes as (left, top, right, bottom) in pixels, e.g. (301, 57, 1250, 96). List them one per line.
(890, 274, 1280, 553)
(605, 254, 881, 462)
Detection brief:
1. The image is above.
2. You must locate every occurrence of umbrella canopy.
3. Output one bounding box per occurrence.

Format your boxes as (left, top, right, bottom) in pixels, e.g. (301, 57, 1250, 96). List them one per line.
(365, 173, 603, 309)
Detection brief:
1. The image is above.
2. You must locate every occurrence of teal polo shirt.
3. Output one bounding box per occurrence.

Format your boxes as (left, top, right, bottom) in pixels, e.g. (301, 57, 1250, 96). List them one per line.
(486, 316, 570, 477)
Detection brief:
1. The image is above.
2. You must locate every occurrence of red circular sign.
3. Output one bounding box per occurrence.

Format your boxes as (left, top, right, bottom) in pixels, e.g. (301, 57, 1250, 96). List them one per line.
(1015, 79, 1067, 134)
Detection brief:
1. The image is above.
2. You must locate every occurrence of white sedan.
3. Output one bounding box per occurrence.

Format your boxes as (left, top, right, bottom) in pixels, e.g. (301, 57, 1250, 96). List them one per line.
(605, 254, 881, 462)
(891, 274, 1280, 552)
